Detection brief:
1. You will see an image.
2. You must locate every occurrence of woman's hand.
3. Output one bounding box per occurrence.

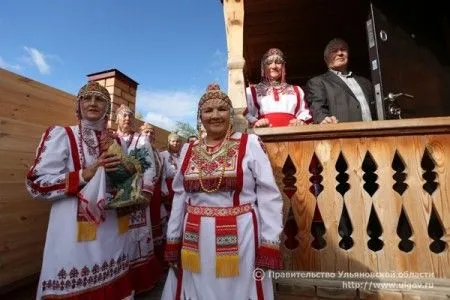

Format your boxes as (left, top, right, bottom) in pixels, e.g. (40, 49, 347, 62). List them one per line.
(320, 116, 338, 124)
(143, 191, 153, 201)
(254, 118, 271, 128)
(168, 262, 179, 273)
(123, 161, 137, 175)
(288, 119, 305, 126)
(81, 152, 121, 181)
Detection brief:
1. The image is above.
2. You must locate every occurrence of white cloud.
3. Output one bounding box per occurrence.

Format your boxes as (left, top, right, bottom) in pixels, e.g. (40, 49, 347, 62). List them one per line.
(136, 89, 199, 131)
(143, 112, 177, 131)
(0, 56, 22, 71)
(23, 47, 50, 74)
(135, 48, 229, 132)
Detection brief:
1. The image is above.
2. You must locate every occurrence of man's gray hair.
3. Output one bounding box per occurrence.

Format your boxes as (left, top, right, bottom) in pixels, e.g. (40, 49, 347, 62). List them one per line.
(324, 38, 349, 58)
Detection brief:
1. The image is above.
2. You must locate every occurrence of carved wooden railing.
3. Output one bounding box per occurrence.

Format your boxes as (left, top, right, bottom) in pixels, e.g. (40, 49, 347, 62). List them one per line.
(256, 117, 450, 298)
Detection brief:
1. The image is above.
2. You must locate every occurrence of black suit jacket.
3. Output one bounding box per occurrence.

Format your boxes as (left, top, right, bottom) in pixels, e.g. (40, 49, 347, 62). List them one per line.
(305, 70, 377, 123)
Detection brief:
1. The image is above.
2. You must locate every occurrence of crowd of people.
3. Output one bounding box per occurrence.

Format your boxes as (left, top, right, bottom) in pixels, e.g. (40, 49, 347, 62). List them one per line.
(26, 37, 375, 300)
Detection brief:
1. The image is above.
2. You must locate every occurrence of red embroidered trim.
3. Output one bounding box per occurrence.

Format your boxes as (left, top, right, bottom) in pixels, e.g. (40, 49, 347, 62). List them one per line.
(65, 127, 81, 171)
(128, 206, 147, 229)
(184, 176, 237, 193)
(181, 143, 194, 174)
(251, 209, 265, 300)
(255, 246, 282, 270)
(165, 241, 182, 262)
(27, 126, 53, 178)
(293, 85, 302, 117)
(175, 268, 183, 300)
(29, 181, 66, 194)
(250, 86, 261, 119)
(129, 255, 164, 295)
(77, 193, 106, 223)
(233, 133, 248, 207)
(66, 171, 80, 195)
(41, 254, 132, 300)
(42, 272, 132, 300)
(216, 215, 238, 256)
(182, 213, 201, 253)
(186, 203, 252, 217)
(273, 87, 280, 101)
(27, 126, 67, 194)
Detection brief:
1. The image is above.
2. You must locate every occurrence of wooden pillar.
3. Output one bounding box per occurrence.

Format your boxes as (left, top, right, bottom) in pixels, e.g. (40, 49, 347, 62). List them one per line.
(223, 0, 248, 132)
(87, 69, 139, 129)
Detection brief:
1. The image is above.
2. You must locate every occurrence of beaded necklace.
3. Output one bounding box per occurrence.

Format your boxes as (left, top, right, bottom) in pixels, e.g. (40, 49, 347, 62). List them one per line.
(77, 123, 101, 168)
(195, 125, 232, 193)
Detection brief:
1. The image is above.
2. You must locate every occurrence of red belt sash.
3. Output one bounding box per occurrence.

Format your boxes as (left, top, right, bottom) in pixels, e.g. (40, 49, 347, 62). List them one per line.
(181, 204, 252, 278)
(261, 112, 295, 127)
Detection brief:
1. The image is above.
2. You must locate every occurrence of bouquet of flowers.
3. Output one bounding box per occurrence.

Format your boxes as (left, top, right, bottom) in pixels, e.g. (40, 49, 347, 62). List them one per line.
(99, 130, 151, 209)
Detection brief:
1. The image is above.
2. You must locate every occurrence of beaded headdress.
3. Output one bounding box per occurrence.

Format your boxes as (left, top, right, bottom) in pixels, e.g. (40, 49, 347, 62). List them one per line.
(116, 104, 134, 120)
(168, 132, 180, 141)
(140, 122, 154, 131)
(197, 83, 233, 123)
(261, 48, 286, 84)
(76, 81, 111, 119)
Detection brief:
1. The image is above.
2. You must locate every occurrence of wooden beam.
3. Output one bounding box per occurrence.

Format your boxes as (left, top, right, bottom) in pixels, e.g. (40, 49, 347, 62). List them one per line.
(223, 0, 247, 131)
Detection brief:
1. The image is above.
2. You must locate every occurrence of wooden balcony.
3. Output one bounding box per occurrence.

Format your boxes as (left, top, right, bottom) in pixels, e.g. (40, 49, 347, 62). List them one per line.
(256, 117, 450, 299)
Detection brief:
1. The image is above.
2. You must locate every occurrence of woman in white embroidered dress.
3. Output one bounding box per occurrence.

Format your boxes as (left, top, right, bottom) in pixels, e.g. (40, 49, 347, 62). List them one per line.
(244, 48, 312, 128)
(140, 122, 166, 263)
(115, 105, 164, 294)
(26, 82, 134, 299)
(160, 132, 182, 214)
(162, 84, 283, 300)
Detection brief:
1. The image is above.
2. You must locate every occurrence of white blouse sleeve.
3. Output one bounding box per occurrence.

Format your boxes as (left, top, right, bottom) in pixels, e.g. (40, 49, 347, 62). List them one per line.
(295, 85, 313, 122)
(135, 135, 157, 195)
(26, 126, 80, 201)
(160, 151, 169, 196)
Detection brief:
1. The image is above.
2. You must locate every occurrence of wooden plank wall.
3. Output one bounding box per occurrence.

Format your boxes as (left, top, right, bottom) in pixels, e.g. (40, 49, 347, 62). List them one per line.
(0, 68, 77, 288)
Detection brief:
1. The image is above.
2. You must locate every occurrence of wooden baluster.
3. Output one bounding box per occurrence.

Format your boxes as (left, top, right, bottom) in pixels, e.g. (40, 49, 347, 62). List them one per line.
(309, 152, 326, 250)
(281, 155, 299, 252)
(392, 151, 414, 252)
(336, 152, 353, 250)
(363, 151, 383, 252)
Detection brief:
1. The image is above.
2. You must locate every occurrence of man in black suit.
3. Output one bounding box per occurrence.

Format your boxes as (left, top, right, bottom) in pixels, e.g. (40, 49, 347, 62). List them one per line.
(306, 38, 376, 124)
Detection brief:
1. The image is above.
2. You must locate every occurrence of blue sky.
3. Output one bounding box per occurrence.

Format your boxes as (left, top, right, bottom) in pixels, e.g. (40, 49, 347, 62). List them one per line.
(0, 0, 227, 130)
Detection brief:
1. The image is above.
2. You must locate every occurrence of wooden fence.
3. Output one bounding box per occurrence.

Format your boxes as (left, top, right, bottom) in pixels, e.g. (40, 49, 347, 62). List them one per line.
(0, 68, 76, 289)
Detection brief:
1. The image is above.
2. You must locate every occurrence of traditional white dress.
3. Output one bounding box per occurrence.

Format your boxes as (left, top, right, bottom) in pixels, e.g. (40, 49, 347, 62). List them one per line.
(244, 83, 312, 127)
(161, 133, 283, 300)
(118, 133, 164, 293)
(26, 126, 134, 300)
(160, 150, 181, 213)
